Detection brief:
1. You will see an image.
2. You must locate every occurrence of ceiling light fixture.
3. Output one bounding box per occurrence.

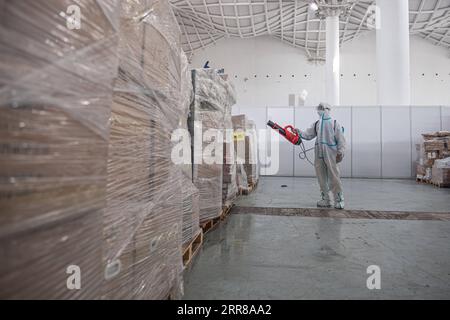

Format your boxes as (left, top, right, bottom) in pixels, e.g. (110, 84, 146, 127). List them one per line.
(309, 2, 319, 12)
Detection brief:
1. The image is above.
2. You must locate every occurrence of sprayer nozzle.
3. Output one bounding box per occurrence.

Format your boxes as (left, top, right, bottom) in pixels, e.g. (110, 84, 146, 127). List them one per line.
(267, 120, 275, 128)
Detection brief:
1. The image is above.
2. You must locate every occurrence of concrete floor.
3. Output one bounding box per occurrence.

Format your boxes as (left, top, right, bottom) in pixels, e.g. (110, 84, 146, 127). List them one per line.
(183, 214, 450, 299)
(183, 177, 450, 299)
(236, 177, 450, 213)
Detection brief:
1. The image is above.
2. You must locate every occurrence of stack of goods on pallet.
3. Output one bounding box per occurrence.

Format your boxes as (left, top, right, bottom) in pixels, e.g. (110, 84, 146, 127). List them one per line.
(179, 53, 200, 247)
(222, 106, 238, 208)
(191, 69, 236, 222)
(232, 115, 249, 193)
(431, 158, 450, 187)
(244, 120, 260, 186)
(1, 0, 187, 299)
(236, 163, 249, 193)
(103, 0, 184, 300)
(232, 115, 259, 191)
(416, 131, 450, 184)
(0, 0, 119, 299)
(181, 180, 200, 246)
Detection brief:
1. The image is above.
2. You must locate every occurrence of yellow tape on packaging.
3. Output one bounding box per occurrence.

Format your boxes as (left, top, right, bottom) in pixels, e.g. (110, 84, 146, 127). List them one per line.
(233, 131, 245, 141)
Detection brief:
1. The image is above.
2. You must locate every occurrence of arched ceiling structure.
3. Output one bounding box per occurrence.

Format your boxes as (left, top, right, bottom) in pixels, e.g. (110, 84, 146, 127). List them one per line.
(169, 0, 450, 60)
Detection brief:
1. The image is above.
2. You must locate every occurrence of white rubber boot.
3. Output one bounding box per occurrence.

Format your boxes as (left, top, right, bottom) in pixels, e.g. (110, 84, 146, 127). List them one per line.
(317, 192, 331, 208)
(334, 193, 345, 210)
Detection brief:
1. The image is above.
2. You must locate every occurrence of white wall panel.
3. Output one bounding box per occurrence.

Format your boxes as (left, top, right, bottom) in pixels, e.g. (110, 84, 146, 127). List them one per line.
(352, 107, 381, 178)
(267, 107, 294, 176)
(381, 107, 411, 178)
(442, 106, 450, 131)
(235, 106, 446, 178)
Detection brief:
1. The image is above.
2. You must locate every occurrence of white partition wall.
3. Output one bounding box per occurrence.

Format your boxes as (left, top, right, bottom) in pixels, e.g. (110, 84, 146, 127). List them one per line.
(235, 106, 450, 178)
(381, 107, 412, 178)
(443, 107, 450, 131)
(352, 107, 382, 178)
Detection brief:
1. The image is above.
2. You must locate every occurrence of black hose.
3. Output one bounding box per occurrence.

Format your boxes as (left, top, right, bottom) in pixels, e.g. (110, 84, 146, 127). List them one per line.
(298, 142, 315, 166)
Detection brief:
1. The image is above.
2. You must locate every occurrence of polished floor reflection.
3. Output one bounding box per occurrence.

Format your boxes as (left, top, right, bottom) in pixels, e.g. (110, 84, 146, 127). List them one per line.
(183, 214, 450, 299)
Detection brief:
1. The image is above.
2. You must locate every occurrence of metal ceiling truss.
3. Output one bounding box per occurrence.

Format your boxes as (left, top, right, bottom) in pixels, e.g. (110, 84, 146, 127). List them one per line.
(170, 0, 450, 60)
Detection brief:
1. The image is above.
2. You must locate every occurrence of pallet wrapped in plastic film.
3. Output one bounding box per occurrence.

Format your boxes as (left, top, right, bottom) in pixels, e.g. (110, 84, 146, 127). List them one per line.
(236, 163, 249, 193)
(181, 175, 200, 246)
(178, 52, 200, 246)
(416, 131, 450, 181)
(0, 0, 120, 299)
(222, 107, 238, 207)
(0, 0, 185, 300)
(102, 0, 184, 300)
(233, 114, 258, 190)
(244, 120, 260, 185)
(191, 69, 236, 222)
(233, 115, 247, 192)
(431, 158, 450, 187)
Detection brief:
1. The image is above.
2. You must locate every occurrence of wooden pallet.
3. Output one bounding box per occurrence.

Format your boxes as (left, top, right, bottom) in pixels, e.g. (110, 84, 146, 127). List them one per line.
(200, 215, 221, 234)
(417, 178, 449, 188)
(416, 178, 431, 184)
(239, 184, 254, 195)
(200, 205, 233, 234)
(182, 229, 203, 268)
(220, 204, 233, 221)
(239, 180, 259, 195)
(430, 180, 450, 188)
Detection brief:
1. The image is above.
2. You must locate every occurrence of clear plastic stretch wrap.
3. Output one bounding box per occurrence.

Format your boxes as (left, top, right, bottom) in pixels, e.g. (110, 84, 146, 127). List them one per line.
(179, 52, 194, 179)
(181, 175, 200, 246)
(222, 104, 238, 207)
(179, 51, 200, 246)
(0, 0, 119, 299)
(103, 0, 183, 300)
(236, 163, 249, 192)
(0, 0, 185, 300)
(191, 69, 236, 222)
(233, 115, 248, 191)
(244, 120, 260, 185)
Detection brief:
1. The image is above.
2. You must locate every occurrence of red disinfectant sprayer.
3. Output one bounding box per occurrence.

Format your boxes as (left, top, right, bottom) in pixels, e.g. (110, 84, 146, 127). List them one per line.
(267, 120, 302, 145)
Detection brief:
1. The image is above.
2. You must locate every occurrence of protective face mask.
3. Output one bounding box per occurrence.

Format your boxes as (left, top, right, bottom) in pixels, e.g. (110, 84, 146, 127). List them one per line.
(317, 110, 324, 117)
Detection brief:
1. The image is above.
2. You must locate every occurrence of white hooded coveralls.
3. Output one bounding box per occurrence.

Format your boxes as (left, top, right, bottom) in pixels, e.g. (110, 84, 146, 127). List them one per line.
(297, 110, 346, 203)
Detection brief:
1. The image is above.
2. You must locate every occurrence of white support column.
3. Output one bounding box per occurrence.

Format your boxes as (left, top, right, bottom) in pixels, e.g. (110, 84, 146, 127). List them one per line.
(325, 14, 340, 106)
(376, 0, 411, 106)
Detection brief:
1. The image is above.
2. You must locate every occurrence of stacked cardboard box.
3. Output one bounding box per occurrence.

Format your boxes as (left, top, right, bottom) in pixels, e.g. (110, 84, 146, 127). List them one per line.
(178, 52, 200, 246)
(0, 0, 118, 299)
(416, 131, 450, 183)
(244, 120, 259, 185)
(181, 175, 200, 246)
(1, 0, 187, 299)
(232, 115, 259, 188)
(232, 114, 247, 131)
(222, 105, 238, 207)
(102, 0, 184, 300)
(431, 158, 450, 186)
(191, 69, 236, 222)
(232, 115, 248, 192)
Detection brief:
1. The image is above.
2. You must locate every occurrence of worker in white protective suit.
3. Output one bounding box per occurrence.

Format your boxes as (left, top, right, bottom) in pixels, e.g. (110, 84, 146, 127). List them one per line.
(296, 103, 346, 209)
